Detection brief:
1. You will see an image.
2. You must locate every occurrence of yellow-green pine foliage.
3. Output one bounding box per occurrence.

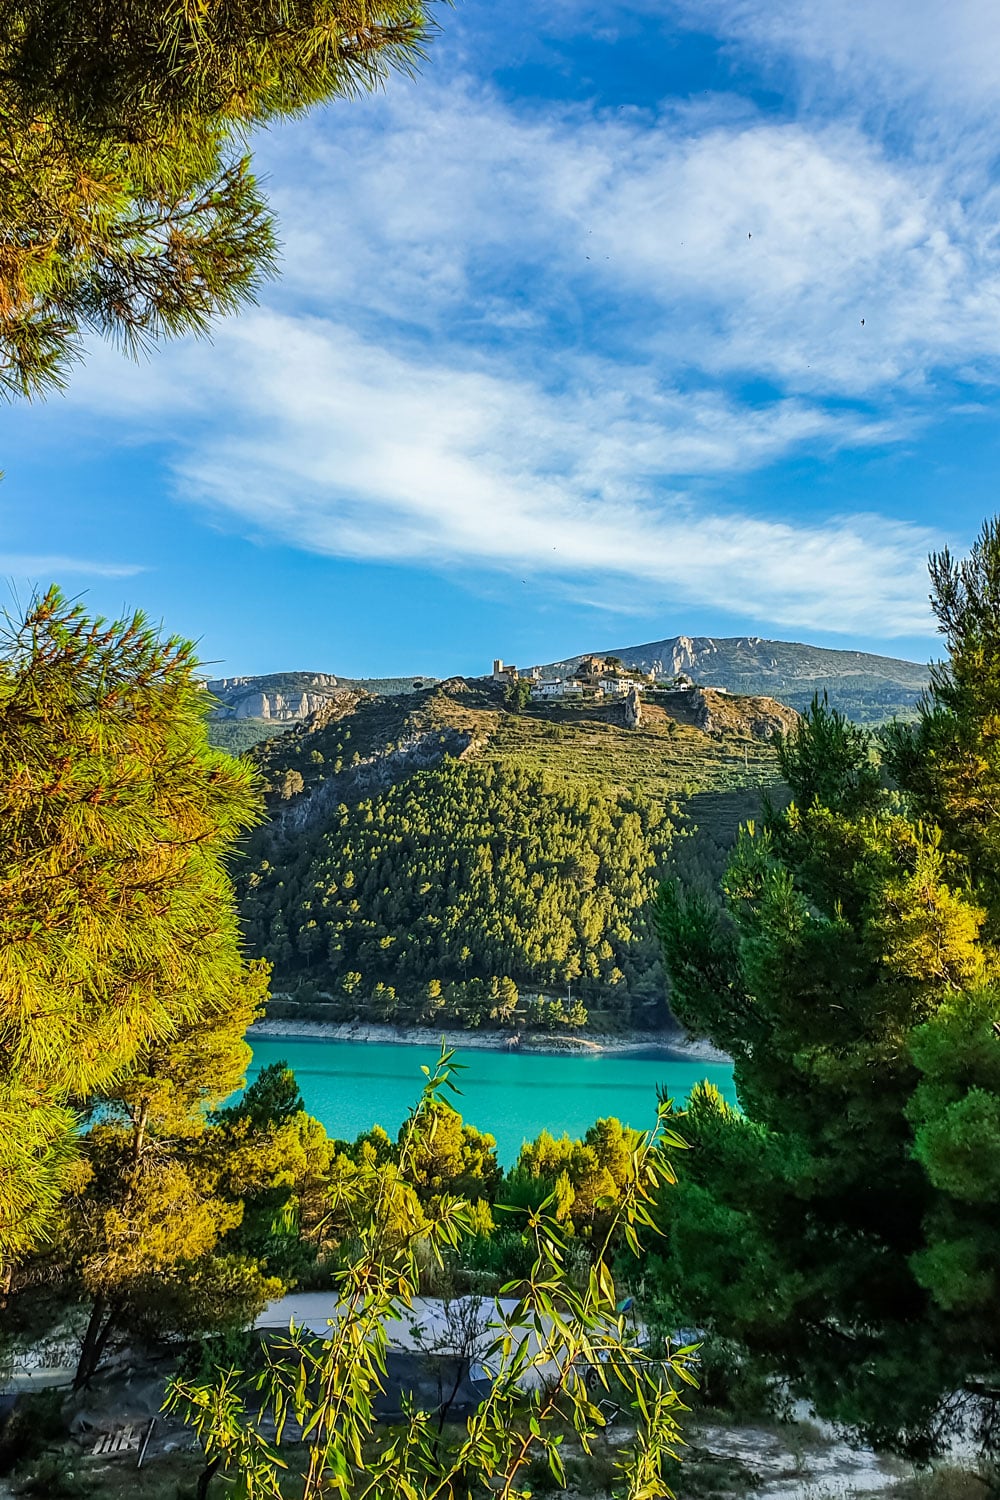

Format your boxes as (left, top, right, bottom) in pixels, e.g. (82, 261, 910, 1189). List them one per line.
(0, 587, 261, 1267)
(0, 0, 438, 397)
(506, 1116, 647, 1236)
(62, 959, 279, 1386)
(888, 514, 1000, 927)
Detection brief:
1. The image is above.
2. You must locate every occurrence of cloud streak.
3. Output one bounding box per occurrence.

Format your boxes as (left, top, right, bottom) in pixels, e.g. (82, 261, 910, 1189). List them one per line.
(71, 308, 931, 636)
(253, 80, 1000, 397)
(60, 55, 1000, 640)
(0, 555, 143, 580)
(670, 0, 1000, 116)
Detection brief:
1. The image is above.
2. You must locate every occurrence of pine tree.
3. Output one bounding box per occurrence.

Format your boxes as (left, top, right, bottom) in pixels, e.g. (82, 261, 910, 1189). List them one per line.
(0, 0, 440, 397)
(656, 678, 1000, 1454)
(0, 588, 261, 1270)
(56, 959, 276, 1387)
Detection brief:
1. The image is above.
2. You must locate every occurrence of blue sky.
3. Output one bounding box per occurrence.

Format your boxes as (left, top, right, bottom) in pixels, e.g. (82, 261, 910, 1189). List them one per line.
(5, 0, 1000, 677)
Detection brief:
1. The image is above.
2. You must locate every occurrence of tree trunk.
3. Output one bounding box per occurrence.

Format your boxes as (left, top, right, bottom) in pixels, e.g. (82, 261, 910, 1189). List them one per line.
(132, 1098, 151, 1164)
(196, 1454, 221, 1500)
(73, 1295, 115, 1389)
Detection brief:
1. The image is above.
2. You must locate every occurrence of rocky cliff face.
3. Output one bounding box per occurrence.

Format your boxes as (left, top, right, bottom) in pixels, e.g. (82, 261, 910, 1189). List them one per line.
(686, 687, 797, 740)
(207, 672, 346, 722)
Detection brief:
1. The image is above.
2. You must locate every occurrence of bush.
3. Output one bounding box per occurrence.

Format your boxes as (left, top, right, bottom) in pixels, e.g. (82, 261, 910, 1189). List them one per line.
(12, 1453, 92, 1498)
(685, 1336, 788, 1423)
(0, 1391, 67, 1476)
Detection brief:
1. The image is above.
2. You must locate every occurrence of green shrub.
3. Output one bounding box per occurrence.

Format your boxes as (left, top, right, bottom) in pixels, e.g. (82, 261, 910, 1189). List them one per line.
(0, 1391, 67, 1476)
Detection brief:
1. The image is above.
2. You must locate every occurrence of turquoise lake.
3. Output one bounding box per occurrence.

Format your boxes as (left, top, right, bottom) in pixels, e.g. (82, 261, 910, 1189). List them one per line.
(245, 1038, 737, 1165)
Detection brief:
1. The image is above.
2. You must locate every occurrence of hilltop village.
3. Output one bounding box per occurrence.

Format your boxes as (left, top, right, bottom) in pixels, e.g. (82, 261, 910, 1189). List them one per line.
(490, 653, 721, 700)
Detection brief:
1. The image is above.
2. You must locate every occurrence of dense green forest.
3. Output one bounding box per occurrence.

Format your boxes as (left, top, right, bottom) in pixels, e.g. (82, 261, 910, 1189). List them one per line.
(233, 678, 793, 1031)
(240, 759, 673, 1028)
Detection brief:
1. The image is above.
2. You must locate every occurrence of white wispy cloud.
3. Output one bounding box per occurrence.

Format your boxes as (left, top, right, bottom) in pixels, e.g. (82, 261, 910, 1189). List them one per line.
(0, 554, 143, 579)
(66, 308, 931, 635)
(669, 0, 1000, 114)
(254, 79, 1000, 395)
(62, 65, 1000, 638)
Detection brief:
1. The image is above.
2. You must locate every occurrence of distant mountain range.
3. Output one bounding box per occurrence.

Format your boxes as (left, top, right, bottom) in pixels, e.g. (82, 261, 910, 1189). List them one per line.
(206, 635, 929, 752)
(207, 670, 437, 720)
(206, 671, 439, 752)
(544, 635, 929, 724)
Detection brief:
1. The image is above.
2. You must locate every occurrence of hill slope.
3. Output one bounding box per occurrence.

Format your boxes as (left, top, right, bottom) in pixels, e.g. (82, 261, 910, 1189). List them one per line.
(544, 635, 928, 723)
(236, 678, 795, 1034)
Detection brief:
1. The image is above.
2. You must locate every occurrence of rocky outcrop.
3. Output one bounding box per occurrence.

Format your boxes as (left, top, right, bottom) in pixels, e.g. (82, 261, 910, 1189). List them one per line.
(622, 684, 643, 728)
(689, 687, 796, 739)
(689, 687, 716, 734)
(208, 672, 346, 722)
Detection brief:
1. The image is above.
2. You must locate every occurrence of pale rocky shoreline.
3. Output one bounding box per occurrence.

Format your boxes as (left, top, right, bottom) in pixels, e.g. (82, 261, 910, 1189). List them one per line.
(248, 1016, 731, 1064)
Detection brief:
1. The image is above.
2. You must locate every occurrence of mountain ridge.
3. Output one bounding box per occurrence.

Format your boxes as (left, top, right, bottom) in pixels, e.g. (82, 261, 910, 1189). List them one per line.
(206, 635, 928, 754)
(543, 635, 928, 723)
(234, 675, 797, 1031)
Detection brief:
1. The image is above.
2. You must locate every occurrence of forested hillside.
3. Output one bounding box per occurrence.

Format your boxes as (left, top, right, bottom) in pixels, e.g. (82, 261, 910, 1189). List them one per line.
(236, 677, 795, 1030)
(240, 759, 672, 1028)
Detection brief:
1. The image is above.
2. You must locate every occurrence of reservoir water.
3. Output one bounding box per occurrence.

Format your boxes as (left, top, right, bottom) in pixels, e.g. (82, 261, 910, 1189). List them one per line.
(246, 1038, 737, 1165)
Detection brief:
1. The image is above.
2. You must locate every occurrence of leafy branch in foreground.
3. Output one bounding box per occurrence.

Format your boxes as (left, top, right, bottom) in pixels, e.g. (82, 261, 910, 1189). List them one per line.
(166, 1048, 694, 1499)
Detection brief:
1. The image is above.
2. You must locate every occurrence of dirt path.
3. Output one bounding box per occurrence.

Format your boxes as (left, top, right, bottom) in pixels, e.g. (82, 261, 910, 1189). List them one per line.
(693, 1418, 912, 1498)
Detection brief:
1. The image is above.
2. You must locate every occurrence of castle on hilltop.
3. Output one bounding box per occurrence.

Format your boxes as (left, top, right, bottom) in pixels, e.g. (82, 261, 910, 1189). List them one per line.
(492, 654, 656, 701)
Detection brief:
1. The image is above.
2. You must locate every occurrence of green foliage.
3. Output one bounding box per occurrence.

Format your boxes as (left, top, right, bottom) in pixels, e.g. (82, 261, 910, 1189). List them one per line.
(506, 1117, 651, 1238)
(219, 1061, 305, 1133)
(504, 677, 533, 713)
(404, 1100, 502, 1205)
(55, 958, 281, 1385)
(0, 0, 440, 397)
(885, 515, 1000, 922)
(207, 718, 293, 756)
(654, 520, 1000, 1456)
(165, 1049, 694, 1500)
(240, 758, 673, 1022)
(777, 693, 881, 813)
(0, 588, 261, 1270)
(215, 1094, 338, 1289)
